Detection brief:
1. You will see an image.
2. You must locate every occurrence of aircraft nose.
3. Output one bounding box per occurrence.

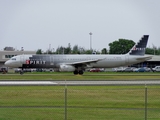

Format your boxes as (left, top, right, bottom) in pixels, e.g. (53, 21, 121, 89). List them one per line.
(4, 61, 10, 66)
(4, 61, 8, 66)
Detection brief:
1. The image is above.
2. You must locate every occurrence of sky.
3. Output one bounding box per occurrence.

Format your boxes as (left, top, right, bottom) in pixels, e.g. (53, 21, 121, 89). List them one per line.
(0, 0, 160, 52)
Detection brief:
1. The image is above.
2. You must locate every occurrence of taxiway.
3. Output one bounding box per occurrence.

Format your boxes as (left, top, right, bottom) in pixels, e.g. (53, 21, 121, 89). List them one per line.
(0, 80, 160, 86)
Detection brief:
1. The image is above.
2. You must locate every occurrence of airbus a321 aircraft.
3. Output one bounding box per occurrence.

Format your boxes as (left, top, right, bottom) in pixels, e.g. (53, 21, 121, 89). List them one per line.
(5, 35, 152, 75)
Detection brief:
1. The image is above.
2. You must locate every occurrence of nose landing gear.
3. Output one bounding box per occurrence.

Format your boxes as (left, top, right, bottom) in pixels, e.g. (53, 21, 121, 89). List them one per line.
(20, 68, 24, 75)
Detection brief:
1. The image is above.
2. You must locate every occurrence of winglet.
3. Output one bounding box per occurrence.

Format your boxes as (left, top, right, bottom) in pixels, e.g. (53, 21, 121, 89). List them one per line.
(128, 35, 149, 55)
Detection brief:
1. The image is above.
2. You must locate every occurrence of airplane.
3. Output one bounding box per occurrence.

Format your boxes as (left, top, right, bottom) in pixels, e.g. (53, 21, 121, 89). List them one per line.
(5, 35, 152, 75)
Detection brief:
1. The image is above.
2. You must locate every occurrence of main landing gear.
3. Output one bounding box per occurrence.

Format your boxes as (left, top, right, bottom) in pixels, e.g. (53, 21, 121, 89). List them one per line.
(73, 70, 84, 75)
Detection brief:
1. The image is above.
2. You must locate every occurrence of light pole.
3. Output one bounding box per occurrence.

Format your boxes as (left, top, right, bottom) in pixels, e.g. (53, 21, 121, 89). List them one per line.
(89, 32, 92, 51)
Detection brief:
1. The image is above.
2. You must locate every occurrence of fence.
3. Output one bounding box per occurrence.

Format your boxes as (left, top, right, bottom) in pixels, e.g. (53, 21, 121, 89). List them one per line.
(0, 85, 159, 120)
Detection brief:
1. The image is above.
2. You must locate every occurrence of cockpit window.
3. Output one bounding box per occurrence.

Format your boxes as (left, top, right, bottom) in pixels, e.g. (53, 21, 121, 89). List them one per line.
(11, 58, 16, 60)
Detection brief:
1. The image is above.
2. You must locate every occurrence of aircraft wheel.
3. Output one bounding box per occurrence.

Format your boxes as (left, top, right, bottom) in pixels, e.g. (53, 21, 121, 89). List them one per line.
(79, 70, 84, 75)
(73, 70, 78, 75)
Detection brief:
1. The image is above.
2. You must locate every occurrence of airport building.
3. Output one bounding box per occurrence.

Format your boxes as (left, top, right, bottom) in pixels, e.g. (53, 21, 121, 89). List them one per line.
(134, 55, 160, 68)
(0, 50, 36, 67)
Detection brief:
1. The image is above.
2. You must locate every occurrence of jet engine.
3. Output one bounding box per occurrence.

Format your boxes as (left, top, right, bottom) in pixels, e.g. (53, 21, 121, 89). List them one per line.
(59, 64, 75, 72)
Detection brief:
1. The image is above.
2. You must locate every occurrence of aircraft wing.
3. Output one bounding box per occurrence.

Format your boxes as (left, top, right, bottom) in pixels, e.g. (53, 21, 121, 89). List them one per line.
(66, 58, 104, 66)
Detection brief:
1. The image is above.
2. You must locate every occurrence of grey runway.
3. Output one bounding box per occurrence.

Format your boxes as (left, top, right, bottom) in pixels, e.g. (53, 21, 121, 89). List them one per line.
(0, 80, 160, 86)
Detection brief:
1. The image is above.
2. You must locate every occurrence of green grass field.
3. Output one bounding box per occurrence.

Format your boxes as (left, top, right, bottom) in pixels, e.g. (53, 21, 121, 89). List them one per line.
(0, 72, 160, 119)
(0, 71, 160, 80)
(0, 86, 159, 119)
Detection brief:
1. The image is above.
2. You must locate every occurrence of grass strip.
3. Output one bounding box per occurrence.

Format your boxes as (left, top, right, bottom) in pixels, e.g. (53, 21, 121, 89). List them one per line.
(0, 86, 159, 119)
(0, 72, 160, 80)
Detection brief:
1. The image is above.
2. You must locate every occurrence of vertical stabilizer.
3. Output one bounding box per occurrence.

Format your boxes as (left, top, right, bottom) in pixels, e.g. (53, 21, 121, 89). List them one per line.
(128, 35, 149, 55)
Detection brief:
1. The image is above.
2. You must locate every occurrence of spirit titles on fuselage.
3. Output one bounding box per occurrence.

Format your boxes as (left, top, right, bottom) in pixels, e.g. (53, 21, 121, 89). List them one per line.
(26, 59, 46, 65)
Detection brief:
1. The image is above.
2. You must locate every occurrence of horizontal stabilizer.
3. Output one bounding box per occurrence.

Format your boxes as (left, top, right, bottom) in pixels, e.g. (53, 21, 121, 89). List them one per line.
(136, 56, 152, 61)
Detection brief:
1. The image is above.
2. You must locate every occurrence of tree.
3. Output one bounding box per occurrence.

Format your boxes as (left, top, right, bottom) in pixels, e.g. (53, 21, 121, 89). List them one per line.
(36, 49, 43, 54)
(79, 47, 86, 54)
(109, 39, 135, 54)
(47, 49, 53, 54)
(72, 45, 79, 54)
(56, 46, 65, 54)
(85, 50, 92, 54)
(101, 48, 108, 54)
(145, 46, 160, 55)
(4, 47, 15, 51)
(157, 47, 160, 55)
(65, 43, 71, 54)
(145, 47, 154, 55)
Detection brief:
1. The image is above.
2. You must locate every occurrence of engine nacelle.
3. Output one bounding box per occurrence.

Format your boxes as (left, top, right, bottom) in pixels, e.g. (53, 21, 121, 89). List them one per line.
(59, 64, 75, 72)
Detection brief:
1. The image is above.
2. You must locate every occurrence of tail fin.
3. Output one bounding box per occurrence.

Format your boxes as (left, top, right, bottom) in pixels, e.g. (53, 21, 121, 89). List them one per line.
(127, 35, 149, 55)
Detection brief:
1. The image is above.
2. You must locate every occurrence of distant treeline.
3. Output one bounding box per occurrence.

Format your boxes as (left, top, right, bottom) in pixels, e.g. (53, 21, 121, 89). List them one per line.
(36, 39, 160, 55)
